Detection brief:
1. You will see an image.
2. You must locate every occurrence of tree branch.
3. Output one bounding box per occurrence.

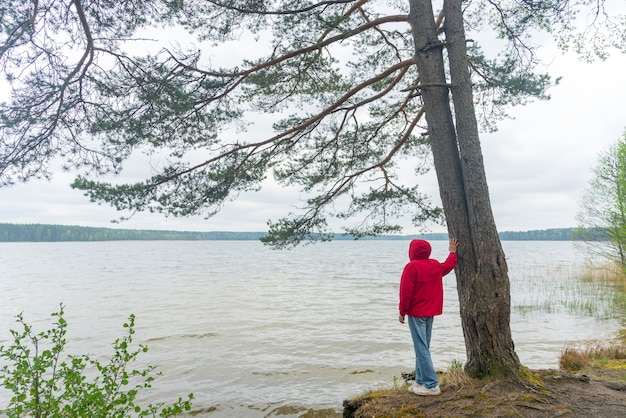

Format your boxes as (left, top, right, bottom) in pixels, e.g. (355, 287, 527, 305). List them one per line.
(172, 14, 409, 79)
(0, 0, 39, 60)
(153, 59, 415, 186)
(206, 0, 363, 16)
(316, 0, 369, 44)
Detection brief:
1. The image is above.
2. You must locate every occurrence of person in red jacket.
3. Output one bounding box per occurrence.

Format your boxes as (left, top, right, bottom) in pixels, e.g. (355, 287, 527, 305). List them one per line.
(399, 238, 459, 396)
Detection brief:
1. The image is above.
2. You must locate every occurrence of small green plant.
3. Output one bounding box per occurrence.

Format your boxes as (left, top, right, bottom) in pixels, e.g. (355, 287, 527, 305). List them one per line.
(0, 304, 193, 417)
(449, 358, 463, 370)
(392, 375, 399, 390)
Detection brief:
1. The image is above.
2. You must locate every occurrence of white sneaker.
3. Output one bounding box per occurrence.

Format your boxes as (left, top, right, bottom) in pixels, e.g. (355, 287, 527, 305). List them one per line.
(408, 382, 424, 393)
(414, 385, 441, 396)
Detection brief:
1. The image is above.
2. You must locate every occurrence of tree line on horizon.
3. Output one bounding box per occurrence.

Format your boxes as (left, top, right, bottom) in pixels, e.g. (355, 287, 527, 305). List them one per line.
(0, 223, 580, 242)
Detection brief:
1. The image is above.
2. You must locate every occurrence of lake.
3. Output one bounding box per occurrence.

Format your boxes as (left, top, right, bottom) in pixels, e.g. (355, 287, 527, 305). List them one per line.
(0, 240, 622, 417)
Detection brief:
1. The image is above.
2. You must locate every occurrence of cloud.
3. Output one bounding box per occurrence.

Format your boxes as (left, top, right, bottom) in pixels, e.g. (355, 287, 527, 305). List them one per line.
(2, 27, 626, 234)
(468, 48, 626, 231)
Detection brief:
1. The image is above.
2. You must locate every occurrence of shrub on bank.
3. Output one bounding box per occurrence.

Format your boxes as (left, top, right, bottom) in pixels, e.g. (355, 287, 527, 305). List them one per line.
(0, 304, 193, 417)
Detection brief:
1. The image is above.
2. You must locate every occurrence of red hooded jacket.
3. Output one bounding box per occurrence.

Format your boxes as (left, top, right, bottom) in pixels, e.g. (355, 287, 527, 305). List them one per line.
(399, 240, 457, 317)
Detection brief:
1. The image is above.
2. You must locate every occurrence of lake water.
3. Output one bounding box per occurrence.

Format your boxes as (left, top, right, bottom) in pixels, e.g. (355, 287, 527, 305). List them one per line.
(0, 240, 622, 417)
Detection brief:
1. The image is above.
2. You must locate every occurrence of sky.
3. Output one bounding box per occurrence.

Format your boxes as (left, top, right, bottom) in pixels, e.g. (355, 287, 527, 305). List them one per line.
(1, 17, 626, 235)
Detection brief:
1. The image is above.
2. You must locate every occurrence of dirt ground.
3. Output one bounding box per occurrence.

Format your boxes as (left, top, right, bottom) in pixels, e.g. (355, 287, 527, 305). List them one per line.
(342, 368, 626, 417)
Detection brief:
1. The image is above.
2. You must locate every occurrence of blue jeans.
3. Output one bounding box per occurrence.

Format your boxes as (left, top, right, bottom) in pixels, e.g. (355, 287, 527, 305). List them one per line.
(407, 315, 438, 388)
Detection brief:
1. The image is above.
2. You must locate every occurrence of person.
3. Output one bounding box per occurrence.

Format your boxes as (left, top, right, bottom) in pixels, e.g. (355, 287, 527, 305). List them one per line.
(398, 237, 459, 396)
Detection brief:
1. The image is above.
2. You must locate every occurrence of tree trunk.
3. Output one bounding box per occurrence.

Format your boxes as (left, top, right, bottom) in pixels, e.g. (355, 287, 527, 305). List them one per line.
(407, 0, 521, 378)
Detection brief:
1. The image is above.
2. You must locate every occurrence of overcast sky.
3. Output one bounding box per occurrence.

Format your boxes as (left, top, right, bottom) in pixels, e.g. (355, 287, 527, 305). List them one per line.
(1, 22, 625, 235)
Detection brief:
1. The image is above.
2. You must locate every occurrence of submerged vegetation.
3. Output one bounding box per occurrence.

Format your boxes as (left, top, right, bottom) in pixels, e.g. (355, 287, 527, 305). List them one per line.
(512, 261, 626, 319)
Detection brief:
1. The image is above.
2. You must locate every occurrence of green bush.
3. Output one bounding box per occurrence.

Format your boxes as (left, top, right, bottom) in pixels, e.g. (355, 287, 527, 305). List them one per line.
(0, 304, 193, 417)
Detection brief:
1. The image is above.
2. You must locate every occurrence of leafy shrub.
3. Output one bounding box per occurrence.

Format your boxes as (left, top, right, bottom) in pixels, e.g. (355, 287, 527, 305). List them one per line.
(0, 304, 193, 417)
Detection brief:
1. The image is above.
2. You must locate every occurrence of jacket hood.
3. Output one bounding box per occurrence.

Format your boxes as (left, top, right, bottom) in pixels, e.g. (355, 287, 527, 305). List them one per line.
(409, 239, 432, 260)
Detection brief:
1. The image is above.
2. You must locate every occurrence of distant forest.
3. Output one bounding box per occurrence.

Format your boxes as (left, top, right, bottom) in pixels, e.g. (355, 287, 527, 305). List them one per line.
(0, 223, 579, 242)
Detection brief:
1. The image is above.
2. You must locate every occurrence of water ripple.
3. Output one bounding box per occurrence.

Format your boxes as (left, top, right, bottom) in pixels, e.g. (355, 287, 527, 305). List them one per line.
(0, 240, 621, 416)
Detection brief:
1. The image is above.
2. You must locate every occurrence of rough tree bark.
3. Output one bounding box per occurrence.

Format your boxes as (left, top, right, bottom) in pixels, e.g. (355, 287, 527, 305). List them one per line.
(408, 0, 521, 378)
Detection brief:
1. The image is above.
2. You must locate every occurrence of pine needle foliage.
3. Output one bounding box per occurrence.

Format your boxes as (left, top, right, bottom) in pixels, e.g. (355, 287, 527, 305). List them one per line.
(0, 1, 623, 246)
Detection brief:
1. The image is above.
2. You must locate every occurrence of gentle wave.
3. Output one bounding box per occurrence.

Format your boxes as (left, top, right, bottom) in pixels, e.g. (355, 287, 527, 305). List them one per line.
(0, 240, 621, 417)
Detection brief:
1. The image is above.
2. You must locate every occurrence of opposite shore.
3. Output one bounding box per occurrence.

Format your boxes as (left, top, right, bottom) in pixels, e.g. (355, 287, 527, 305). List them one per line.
(0, 223, 578, 242)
